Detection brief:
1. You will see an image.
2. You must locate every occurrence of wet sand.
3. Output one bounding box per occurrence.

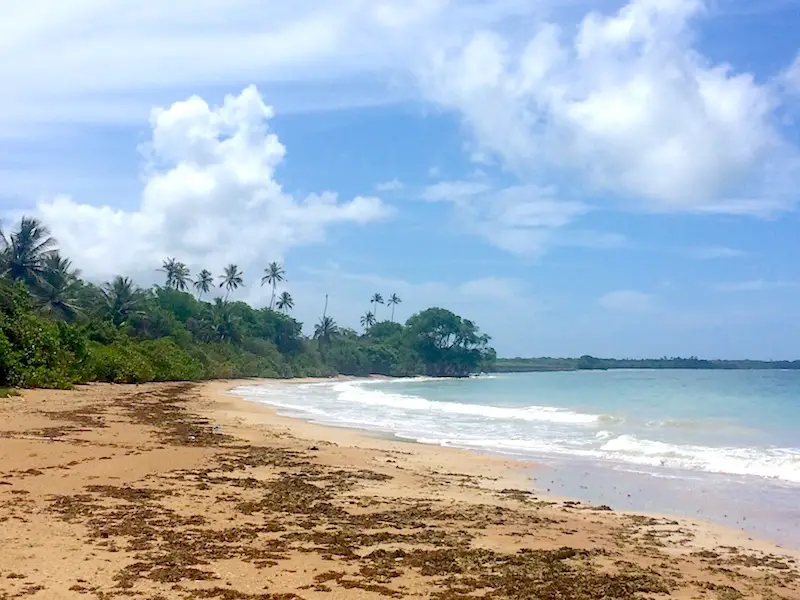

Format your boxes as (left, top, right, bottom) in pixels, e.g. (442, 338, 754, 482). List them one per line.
(0, 379, 798, 599)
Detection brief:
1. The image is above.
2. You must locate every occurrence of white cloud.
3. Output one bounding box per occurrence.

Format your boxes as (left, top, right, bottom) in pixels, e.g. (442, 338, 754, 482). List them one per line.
(685, 246, 746, 259)
(421, 0, 799, 215)
(781, 53, 800, 96)
(711, 280, 798, 292)
(28, 86, 391, 280)
(421, 180, 491, 202)
(375, 178, 404, 192)
(421, 181, 588, 254)
(598, 290, 655, 312)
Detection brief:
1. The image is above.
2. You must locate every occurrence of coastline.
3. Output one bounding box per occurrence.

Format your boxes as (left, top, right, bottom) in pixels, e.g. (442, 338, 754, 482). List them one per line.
(0, 379, 798, 599)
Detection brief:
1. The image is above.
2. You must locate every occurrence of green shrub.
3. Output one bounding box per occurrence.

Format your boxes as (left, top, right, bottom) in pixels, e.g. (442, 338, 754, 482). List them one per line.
(89, 342, 155, 384)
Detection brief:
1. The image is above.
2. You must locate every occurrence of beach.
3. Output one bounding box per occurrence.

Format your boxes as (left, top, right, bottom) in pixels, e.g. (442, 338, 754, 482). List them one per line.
(1, 379, 798, 599)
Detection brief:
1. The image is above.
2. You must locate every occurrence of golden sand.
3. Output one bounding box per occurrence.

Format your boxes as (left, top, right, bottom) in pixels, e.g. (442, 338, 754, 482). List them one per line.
(0, 379, 797, 599)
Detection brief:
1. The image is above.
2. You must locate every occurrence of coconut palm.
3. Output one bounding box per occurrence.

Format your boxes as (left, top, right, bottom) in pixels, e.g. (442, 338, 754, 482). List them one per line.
(219, 264, 244, 300)
(36, 253, 82, 320)
(370, 293, 384, 319)
(360, 311, 376, 331)
(102, 276, 145, 326)
(173, 262, 191, 291)
(159, 258, 191, 291)
(261, 261, 285, 310)
(0, 216, 57, 287)
(159, 258, 178, 289)
(276, 291, 294, 312)
(210, 298, 241, 342)
(387, 293, 402, 322)
(313, 316, 338, 346)
(193, 269, 214, 299)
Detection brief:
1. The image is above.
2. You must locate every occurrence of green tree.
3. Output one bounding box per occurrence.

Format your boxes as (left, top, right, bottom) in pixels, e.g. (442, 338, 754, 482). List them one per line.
(405, 307, 493, 377)
(210, 298, 241, 343)
(0, 216, 57, 288)
(159, 258, 178, 289)
(276, 291, 294, 312)
(102, 276, 146, 326)
(360, 311, 376, 331)
(370, 293, 384, 320)
(159, 258, 191, 291)
(219, 264, 244, 300)
(313, 316, 338, 348)
(36, 253, 82, 321)
(388, 293, 401, 322)
(193, 269, 214, 299)
(261, 261, 285, 310)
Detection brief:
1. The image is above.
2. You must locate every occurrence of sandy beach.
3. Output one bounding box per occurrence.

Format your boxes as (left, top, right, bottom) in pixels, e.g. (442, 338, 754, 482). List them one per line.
(1, 379, 798, 599)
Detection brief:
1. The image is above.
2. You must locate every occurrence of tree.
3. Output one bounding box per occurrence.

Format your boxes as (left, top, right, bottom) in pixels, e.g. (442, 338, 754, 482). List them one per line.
(0, 216, 57, 288)
(193, 269, 214, 299)
(261, 262, 285, 310)
(388, 293, 401, 322)
(102, 276, 145, 326)
(313, 316, 338, 347)
(370, 293, 384, 320)
(210, 298, 241, 343)
(219, 264, 244, 300)
(360, 311, 376, 331)
(276, 291, 294, 312)
(36, 253, 82, 321)
(405, 307, 494, 377)
(159, 258, 191, 291)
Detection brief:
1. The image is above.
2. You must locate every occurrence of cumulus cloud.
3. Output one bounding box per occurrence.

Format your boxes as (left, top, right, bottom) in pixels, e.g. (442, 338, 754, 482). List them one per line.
(31, 86, 391, 279)
(421, 0, 799, 215)
(598, 290, 655, 312)
(375, 178, 404, 192)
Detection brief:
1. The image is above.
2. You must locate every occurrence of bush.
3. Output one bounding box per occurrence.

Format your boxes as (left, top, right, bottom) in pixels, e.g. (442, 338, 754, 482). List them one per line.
(89, 342, 155, 384)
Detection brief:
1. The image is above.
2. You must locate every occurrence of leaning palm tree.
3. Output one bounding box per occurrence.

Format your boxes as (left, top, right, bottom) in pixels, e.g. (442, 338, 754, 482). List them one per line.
(313, 316, 338, 347)
(36, 253, 82, 320)
(102, 276, 145, 326)
(219, 264, 244, 300)
(387, 293, 402, 322)
(276, 291, 294, 312)
(360, 311, 376, 331)
(370, 293, 384, 320)
(261, 261, 285, 310)
(193, 269, 214, 300)
(0, 216, 57, 288)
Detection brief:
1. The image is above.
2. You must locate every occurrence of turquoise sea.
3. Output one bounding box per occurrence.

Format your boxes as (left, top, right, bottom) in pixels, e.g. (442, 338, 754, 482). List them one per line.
(234, 370, 800, 547)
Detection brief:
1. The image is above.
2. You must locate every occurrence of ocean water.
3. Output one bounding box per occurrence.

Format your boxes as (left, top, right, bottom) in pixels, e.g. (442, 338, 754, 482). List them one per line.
(233, 370, 800, 547)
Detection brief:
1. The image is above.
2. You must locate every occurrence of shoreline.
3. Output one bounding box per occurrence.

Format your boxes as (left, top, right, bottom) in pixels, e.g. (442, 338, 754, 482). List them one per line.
(216, 378, 800, 555)
(1, 379, 798, 599)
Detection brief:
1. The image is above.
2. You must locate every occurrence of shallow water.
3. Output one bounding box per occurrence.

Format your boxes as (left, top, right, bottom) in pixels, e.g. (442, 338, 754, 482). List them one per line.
(233, 370, 800, 547)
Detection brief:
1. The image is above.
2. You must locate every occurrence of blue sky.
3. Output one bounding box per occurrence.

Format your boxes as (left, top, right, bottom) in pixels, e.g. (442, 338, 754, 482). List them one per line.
(1, 0, 800, 359)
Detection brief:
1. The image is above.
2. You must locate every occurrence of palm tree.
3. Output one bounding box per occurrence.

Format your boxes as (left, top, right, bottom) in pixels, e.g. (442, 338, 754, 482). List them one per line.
(276, 291, 294, 312)
(159, 258, 191, 291)
(388, 293, 402, 322)
(159, 258, 178, 289)
(36, 253, 82, 320)
(210, 298, 241, 342)
(360, 311, 376, 331)
(193, 269, 214, 299)
(173, 262, 191, 291)
(261, 261, 285, 310)
(102, 276, 145, 326)
(370, 293, 384, 320)
(0, 216, 57, 287)
(313, 316, 338, 347)
(219, 264, 244, 300)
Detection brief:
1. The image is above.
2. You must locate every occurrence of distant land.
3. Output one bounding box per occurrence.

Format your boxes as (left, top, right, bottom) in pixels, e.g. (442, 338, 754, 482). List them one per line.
(491, 356, 800, 373)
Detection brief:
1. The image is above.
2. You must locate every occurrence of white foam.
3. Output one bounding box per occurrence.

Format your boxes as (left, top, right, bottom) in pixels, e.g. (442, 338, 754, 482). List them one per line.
(599, 434, 800, 483)
(332, 381, 601, 424)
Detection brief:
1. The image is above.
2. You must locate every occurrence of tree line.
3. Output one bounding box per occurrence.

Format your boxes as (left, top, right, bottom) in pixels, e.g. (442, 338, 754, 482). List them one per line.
(0, 216, 495, 389)
(492, 355, 800, 372)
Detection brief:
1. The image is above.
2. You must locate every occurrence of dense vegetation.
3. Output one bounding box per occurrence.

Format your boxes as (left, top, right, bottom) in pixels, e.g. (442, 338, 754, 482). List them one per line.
(0, 217, 495, 389)
(492, 356, 800, 372)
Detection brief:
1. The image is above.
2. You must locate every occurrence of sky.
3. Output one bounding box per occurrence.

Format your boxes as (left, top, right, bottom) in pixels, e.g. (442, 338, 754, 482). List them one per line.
(1, 0, 800, 360)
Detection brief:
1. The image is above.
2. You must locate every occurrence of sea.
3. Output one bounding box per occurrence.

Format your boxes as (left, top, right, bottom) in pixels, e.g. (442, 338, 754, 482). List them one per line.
(232, 370, 800, 548)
